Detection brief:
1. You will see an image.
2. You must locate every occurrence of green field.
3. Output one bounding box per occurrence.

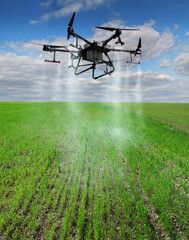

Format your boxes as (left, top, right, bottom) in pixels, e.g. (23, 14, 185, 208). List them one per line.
(0, 102, 188, 239)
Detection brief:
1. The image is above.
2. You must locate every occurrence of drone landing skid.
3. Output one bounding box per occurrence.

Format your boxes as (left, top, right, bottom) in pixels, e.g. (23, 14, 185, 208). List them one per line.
(45, 60, 60, 63)
(126, 61, 140, 64)
(93, 62, 114, 79)
(74, 52, 114, 79)
(44, 51, 60, 64)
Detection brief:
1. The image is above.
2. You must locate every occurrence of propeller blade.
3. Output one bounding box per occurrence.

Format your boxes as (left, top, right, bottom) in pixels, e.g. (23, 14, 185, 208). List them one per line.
(68, 12, 76, 27)
(96, 27, 140, 31)
(67, 12, 76, 40)
(120, 28, 140, 31)
(96, 26, 115, 31)
(67, 29, 71, 40)
(46, 45, 67, 48)
(25, 41, 44, 46)
(25, 41, 67, 48)
(137, 38, 142, 50)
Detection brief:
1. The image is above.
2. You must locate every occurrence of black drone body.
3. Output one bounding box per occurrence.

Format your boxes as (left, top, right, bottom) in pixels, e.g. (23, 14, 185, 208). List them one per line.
(27, 12, 142, 79)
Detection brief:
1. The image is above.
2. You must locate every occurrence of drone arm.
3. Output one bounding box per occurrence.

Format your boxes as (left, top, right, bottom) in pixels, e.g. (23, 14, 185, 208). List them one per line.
(108, 48, 134, 53)
(108, 48, 141, 64)
(108, 38, 142, 54)
(102, 33, 118, 47)
(43, 47, 79, 54)
(43, 48, 69, 53)
(53, 49, 78, 53)
(108, 48, 141, 55)
(69, 30, 92, 45)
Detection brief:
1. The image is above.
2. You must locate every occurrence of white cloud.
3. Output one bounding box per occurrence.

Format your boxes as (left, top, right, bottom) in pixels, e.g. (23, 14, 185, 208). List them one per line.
(1, 19, 187, 102)
(35, 0, 115, 23)
(29, 20, 39, 25)
(160, 59, 171, 68)
(174, 53, 189, 76)
(0, 51, 188, 102)
(144, 19, 156, 27)
(41, 13, 53, 22)
(53, 2, 84, 19)
(185, 31, 189, 36)
(0, 53, 78, 101)
(174, 24, 179, 29)
(40, 0, 54, 8)
(142, 30, 174, 60)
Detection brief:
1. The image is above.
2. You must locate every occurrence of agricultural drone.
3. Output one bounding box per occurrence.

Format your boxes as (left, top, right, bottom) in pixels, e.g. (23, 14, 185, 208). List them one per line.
(27, 12, 142, 79)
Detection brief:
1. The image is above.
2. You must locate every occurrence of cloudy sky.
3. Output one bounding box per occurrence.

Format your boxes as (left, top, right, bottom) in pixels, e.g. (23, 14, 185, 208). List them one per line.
(0, 0, 189, 102)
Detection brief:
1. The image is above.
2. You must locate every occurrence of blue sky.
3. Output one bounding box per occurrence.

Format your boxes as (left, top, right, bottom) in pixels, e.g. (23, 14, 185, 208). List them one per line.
(0, 0, 189, 102)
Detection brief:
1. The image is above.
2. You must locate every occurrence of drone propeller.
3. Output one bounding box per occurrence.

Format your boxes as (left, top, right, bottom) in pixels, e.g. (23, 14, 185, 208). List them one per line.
(136, 38, 142, 51)
(44, 45, 67, 48)
(25, 41, 67, 48)
(133, 38, 142, 56)
(67, 12, 76, 40)
(96, 26, 115, 31)
(68, 12, 76, 27)
(96, 26, 139, 31)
